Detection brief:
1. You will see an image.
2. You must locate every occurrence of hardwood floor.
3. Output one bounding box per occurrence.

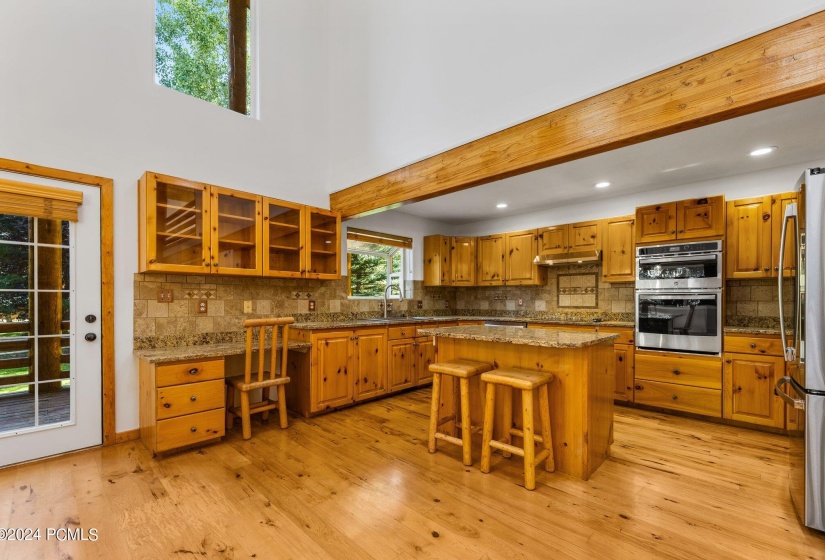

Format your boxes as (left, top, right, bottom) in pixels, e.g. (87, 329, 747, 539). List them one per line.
(1, 388, 823, 560)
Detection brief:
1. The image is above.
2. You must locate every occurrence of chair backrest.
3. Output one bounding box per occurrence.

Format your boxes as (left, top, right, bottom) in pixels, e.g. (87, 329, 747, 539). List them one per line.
(243, 317, 295, 384)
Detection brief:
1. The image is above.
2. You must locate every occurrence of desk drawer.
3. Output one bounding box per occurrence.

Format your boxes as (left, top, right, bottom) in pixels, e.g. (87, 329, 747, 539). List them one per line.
(389, 326, 416, 340)
(157, 380, 225, 420)
(156, 358, 224, 387)
(635, 352, 721, 389)
(634, 380, 721, 417)
(724, 336, 783, 357)
(156, 408, 225, 452)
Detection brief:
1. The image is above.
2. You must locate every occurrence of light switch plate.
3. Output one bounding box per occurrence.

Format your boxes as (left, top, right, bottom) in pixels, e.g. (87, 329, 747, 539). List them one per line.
(198, 301, 208, 314)
(417, 300, 423, 309)
(243, 300, 252, 313)
(517, 298, 524, 307)
(157, 288, 173, 303)
(308, 300, 316, 311)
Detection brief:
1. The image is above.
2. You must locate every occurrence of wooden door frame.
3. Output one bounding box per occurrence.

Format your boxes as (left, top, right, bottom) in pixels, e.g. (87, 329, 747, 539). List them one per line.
(0, 157, 118, 446)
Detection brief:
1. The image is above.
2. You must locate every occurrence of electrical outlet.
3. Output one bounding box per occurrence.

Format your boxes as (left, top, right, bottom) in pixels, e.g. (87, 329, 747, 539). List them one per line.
(198, 301, 208, 314)
(417, 300, 423, 309)
(308, 300, 316, 311)
(157, 288, 173, 303)
(386, 302, 393, 312)
(243, 300, 252, 313)
(517, 298, 524, 307)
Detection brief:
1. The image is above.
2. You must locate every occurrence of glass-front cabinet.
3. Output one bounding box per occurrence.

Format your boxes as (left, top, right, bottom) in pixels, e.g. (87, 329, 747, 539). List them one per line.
(263, 197, 305, 278)
(306, 207, 340, 279)
(210, 187, 262, 276)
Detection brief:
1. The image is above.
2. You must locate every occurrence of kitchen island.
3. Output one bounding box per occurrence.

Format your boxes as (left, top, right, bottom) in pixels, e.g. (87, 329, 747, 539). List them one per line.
(418, 325, 618, 480)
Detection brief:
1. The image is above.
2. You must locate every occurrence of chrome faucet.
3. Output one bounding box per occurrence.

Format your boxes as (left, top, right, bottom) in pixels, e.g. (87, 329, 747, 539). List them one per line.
(383, 283, 404, 318)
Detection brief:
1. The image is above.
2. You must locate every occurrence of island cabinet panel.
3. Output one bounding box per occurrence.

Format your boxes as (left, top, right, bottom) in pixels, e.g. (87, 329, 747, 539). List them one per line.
(771, 191, 798, 278)
(636, 202, 677, 244)
(312, 332, 353, 411)
(723, 353, 785, 428)
(353, 329, 388, 401)
(451, 237, 477, 286)
(415, 336, 436, 385)
(602, 215, 635, 283)
(423, 235, 452, 286)
(388, 339, 417, 391)
(505, 229, 545, 286)
(675, 196, 725, 239)
(477, 235, 505, 286)
(726, 196, 773, 278)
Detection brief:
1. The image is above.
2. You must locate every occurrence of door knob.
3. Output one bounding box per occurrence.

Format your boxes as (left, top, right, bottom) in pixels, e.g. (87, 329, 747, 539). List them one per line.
(85, 314, 97, 324)
(85, 333, 97, 342)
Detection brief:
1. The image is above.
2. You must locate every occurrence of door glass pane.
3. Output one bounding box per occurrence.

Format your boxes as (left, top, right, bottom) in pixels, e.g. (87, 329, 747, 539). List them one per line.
(216, 194, 257, 270)
(38, 380, 70, 425)
(36, 337, 70, 383)
(155, 182, 205, 267)
(0, 244, 31, 290)
(0, 384, 34, 431)
(0, 214, 33, 243)
(267, 203, 301, 274)
(0, 339, 32, 387)
(0, 291, 31, 334)
(309, 211, 338, 275)
(38, 246, 70, 291)
(637, 297, 718, 337)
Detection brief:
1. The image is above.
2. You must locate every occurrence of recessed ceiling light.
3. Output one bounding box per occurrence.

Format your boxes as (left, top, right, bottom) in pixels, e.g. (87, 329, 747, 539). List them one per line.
(750, 146, 777, 157)
(496, 203, 508, 209)
(594, 182, 611, 189)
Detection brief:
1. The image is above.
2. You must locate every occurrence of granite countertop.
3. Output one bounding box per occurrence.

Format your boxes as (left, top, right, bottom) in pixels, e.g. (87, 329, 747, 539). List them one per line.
(134, 340, 312, 364)
(292, 315, 635, 330)
(724, 326, 785, 336)
(417, 325, 619, 348)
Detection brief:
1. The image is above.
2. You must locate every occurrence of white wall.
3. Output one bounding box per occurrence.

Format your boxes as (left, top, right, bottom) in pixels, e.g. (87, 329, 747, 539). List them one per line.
(0, 0, 329, 432)
(327, 0, 825, 192)
(451, 160, 825, 236)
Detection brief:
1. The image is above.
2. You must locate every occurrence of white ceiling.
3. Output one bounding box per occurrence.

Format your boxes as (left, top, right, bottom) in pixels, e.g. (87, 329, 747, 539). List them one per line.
(396, 94, 825, 225)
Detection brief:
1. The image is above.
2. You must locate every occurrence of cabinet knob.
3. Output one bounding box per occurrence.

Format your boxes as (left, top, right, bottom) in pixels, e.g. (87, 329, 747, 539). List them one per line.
(163, 403, 171, 408)
(190, 427, 197, 432)
(190, 396, 197, 402)
(725, 359, 732, 364)
(670, 230, 676, 234)
(671, 395, 678, 400)
(764, 267, 770, 272)
(213, 262, 219, 268)
(678, 229, 684, 233)
(672, 369, 681, 375)
(189, 368, 199, 375)
(774, 266, 779, 271)
(635, 385, 642, 390)
(750, 343, 757, 349)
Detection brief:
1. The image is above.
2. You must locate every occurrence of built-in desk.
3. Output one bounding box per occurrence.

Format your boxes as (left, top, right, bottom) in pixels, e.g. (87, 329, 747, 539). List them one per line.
(134, 341, 311, 455)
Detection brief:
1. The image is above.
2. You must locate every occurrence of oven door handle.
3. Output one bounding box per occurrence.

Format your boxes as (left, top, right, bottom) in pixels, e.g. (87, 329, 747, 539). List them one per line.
(636, 294, 718, 300)
(637, 254, 718, 263)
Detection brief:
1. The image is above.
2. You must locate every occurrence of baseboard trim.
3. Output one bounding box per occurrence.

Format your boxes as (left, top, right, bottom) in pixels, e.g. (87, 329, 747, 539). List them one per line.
(113, 429, 140, 444)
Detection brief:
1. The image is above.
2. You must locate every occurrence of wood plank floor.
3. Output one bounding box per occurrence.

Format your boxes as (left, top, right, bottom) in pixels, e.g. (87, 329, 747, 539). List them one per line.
(1, 388, 824, 560)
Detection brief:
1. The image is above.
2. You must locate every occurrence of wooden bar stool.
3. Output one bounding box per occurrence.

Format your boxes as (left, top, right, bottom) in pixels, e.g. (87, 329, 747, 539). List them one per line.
(225, 317, 294, 440)
(479, 368, 555, 490)
(427, 359, 493, 466)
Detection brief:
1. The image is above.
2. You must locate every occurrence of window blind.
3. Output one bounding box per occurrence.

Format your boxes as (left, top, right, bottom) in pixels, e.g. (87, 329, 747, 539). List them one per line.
(0, 178, 84, 222)
(346, 228, 412, 249)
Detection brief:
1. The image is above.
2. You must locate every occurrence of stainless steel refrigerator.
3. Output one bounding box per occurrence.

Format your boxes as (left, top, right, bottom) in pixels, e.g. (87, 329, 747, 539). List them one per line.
(776, 167, 825, 533)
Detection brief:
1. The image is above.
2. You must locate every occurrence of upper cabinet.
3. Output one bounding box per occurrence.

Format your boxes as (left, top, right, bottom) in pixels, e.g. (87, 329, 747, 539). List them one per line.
(477, 234, 505, 286)
(771, 191, 798, 278)
(423, 235, 452, 287)
(636, 196, 724, 244)
(726, 192, 798, 279)
(538, 220, 601, 255)
(139, 172, 340, 279)
(505, 229, 546, 286)
(451, 237, 476, 286)
(602, 215, 635, 283)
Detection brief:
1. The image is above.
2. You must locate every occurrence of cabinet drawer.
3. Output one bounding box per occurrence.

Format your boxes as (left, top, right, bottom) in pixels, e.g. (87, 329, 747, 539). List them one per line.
(156, 408, 225, 452)
(635, 352, 721, 389)
(601, 328, 634, 345)
(634, 380, 721, 417)
(157, 380, 225, 420)
(156, 358, 224, 387)
(724, 336, 783, 357)
(388, 326, 416, 340)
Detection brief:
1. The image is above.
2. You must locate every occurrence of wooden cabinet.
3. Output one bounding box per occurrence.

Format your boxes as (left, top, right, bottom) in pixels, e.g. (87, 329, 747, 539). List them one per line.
(634, 350, 722, 417)
(477, 234, 505, 286)
(636, 196, 724, 244)
(612, 341, 634, 401)
(451, 237, 476, 286)
(538, 221, 601, 255)
(139, 171, 340, 279)
(602, 215, 635, 283)
(724, 353, 785, 428)
(423, 235, 452, 286)
(726, 196, 772, 278)
(388, 338, 416, 392)
(505, 229, 546, 286)
(415, 336, 436, 385)
(139, 357, 226, 455)
(353, 329, 388, 401)
(771, 191, 798, 278)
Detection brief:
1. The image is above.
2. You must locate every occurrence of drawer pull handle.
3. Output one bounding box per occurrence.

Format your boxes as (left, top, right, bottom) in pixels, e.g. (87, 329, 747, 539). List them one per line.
(672, 395, 678, 400)
(190, 427, 197, 432)
(163, 403, 171, 408)
(750, 343, 757, 349)
(190, 396, 197, 402)
(672, 369, 681, 375)
(189, 368, 199, 375)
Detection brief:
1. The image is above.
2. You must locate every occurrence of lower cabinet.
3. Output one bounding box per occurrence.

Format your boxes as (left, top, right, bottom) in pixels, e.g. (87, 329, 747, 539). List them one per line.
(388, 338, 417, 392)
(354, 329, 388, 401)
(634, 351, 722, 416)
(723, 352, 785, 428)
(613, 344, 635, 401)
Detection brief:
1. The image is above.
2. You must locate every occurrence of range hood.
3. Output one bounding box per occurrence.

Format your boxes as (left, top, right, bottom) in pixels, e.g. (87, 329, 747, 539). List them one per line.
(533, 250, 601, 266)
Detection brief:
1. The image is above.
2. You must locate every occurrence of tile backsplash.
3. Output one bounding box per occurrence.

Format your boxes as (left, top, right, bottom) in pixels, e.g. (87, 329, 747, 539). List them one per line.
(725, 278, 793, 329)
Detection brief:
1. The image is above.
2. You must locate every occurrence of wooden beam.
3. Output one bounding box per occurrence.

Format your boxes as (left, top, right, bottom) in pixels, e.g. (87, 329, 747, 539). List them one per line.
(228, 0, 248, 115)
(330, 11, 825, 219)
(0, 157, 117, 447)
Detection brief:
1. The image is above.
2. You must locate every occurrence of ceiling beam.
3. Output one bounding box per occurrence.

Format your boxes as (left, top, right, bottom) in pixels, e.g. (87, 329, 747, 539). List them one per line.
(330, 11, 825, 219)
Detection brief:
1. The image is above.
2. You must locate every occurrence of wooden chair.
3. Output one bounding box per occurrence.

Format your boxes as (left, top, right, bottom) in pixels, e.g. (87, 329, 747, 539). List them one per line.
(225, 317, 294, 440)
(479, 368, 555, 490)
(427, 359, 493, 466)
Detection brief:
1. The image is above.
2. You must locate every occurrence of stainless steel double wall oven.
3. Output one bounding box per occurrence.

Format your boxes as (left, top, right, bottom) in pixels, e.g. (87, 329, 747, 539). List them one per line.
(635, 240, 723, 355)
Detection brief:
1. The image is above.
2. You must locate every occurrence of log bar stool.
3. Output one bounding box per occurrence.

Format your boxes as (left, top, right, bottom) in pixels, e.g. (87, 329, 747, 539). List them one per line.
(427, 359, 494, 466)
(226, 317, 294, 440)
(480, 368, 555, 490)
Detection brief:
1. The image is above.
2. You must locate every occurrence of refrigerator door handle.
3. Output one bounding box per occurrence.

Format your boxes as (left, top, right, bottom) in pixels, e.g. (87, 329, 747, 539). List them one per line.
(779, 202, 798, 362)
(775, 376, 806, 410)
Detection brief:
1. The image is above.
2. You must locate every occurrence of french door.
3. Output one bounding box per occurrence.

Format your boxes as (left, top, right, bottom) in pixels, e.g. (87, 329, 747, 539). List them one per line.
(0, 180, 101, 467)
